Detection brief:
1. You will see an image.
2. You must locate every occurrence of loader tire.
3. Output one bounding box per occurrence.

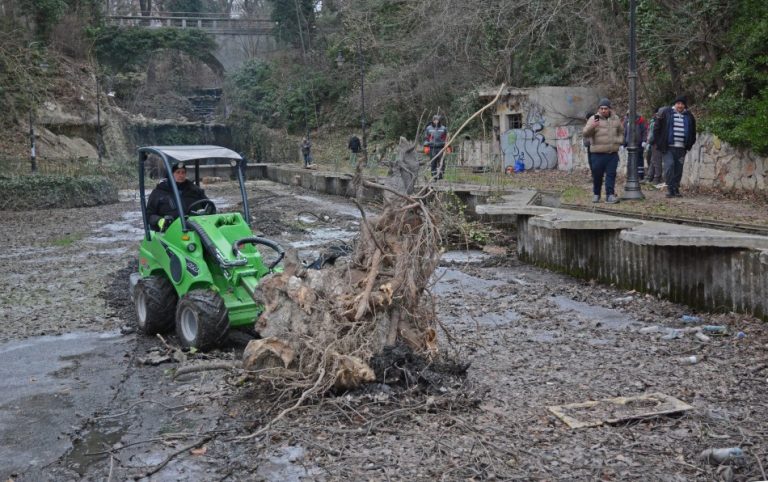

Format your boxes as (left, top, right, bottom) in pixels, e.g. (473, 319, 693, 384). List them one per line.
(135, 276, 177, 335)
(175, 289, 229, 351)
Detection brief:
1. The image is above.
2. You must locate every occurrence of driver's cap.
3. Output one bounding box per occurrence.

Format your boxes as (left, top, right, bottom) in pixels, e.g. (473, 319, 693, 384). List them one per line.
(172, 162, 185, 172)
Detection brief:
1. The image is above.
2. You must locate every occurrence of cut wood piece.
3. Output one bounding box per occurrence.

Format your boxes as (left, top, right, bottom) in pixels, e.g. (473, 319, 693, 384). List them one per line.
(242, 337, 297, 371)
(548, 392, 694, 429)
(333, 354, 375, 390)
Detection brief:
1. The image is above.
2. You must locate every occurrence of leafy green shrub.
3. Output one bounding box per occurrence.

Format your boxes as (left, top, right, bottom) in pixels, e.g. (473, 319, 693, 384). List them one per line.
(226, 58, 348, 133)
(701, 0, 768, 154)
(88, 26, 216, 73)
(0, 175, 118, 210)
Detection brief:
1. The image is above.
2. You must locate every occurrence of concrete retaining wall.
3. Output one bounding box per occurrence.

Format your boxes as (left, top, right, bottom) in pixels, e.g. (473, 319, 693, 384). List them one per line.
(196, 161, 768, 320)
(517, 216, 768, 320)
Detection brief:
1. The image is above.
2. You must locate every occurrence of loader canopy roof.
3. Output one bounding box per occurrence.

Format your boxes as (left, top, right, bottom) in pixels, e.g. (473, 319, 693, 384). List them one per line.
(142, 145, 243, 163)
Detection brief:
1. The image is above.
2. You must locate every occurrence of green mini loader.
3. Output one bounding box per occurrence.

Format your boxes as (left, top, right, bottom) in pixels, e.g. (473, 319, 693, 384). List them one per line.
(129, 146, 284, 350)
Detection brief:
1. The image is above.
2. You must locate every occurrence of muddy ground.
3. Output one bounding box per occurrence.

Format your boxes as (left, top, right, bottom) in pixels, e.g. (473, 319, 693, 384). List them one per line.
(1, 179, 767, 481)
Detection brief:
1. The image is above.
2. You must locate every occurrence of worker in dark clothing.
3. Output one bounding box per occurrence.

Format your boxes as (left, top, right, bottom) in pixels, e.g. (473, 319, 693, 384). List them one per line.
(348, 134, 361, 165)
(146, 162, 209, 231)
(424, 114, 449, 180)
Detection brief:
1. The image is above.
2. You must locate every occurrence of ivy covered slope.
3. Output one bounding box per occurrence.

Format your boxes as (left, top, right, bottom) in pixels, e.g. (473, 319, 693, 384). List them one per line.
(0, 175, 117, 210)
(701, 0, 768, 154)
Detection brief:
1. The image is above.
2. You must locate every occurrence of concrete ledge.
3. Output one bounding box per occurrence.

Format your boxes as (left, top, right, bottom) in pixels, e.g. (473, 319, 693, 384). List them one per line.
(476, 205, 552, 216)
(622, 221, 768, 250)
(529, 210, 642, 230)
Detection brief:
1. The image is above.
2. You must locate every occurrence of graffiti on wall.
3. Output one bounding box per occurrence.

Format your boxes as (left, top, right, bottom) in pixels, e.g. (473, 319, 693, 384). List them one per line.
(500, 123, 558, 170)
(556, 126, 573, 171)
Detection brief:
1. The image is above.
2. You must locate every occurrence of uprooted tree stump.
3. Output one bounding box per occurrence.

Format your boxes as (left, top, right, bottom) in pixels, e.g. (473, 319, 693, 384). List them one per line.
(243, 137, 441, 393)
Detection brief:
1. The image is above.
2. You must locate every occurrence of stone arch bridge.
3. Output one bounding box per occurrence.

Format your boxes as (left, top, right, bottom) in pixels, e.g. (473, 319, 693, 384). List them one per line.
(106, 12, 277, 73)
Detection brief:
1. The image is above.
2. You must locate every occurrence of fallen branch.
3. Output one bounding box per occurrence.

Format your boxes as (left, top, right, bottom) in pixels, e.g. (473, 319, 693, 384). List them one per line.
(93, 400, 195, 420)
(172, 361, 240, 380)
(136, 435, 214, 479)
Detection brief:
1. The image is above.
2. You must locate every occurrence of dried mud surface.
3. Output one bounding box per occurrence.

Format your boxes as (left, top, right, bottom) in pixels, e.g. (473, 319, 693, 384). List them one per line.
(1, 179, 767, 481)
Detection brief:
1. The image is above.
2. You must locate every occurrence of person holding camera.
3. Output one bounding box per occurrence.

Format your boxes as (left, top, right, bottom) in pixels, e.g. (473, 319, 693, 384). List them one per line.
(582, 98, 624, 204)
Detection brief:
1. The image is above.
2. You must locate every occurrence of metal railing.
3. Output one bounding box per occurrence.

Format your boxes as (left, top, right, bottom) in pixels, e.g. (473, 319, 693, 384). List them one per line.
(106, 14, 274, 35)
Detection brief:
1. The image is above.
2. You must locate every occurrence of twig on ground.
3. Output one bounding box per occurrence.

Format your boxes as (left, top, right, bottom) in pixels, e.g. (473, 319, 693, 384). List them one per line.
(136, 435, 214, 479)
(173, 361, 241, 380)
(236, 368, 327, 441)
(93, 400, 195, 420)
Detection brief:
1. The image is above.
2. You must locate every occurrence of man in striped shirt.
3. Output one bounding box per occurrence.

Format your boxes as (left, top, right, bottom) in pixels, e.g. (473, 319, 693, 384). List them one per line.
(652, 95, 697, 198)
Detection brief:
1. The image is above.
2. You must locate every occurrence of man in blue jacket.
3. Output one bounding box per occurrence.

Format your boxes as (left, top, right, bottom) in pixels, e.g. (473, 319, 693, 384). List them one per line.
(652, 95, 697, 198)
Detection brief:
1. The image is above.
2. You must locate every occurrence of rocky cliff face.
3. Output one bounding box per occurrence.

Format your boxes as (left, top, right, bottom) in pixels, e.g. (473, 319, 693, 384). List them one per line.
(4, 50, 226, 164)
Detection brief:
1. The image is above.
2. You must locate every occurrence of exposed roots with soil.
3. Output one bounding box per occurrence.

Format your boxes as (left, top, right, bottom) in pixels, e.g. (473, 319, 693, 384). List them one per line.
(244, 182, 444, 397)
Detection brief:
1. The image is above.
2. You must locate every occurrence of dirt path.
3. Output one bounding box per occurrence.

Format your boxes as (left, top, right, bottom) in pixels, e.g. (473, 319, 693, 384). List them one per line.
(1, 180, 766, 481)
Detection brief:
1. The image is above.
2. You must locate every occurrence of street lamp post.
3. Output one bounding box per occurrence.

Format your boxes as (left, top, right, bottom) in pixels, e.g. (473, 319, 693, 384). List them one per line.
(622, 0, 644, 200)
(356, 39, 368, 166)
(96, 72, 103, 164)
(27, 41, 40, 174)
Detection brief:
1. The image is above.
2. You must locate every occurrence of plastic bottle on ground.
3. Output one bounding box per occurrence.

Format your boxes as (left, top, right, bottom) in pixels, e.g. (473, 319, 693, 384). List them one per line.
(680, 355, 698, 365)
(699, 447, 745, 465)
(702, 325, 727, 335)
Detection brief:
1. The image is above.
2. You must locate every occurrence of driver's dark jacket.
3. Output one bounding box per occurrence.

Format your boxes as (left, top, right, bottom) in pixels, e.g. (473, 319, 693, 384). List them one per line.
(146, 179, 207, 230)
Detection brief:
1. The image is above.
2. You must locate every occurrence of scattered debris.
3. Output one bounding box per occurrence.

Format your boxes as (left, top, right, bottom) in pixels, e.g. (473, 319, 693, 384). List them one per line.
(548, 392, 694, 429)
(699, 447, 746, 466)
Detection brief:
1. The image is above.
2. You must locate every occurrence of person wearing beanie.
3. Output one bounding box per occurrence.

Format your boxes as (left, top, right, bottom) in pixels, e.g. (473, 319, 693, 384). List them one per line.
(146, 161, 209, 231)
(652, 95, 697, 198)
(582, 98, 624, 203)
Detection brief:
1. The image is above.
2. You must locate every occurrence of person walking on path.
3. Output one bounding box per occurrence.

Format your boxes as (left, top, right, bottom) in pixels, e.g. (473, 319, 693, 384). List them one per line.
(623, 111, 648, 180)
(301, 137, 312, 168)
(348, 134, 361, 165)
(424, 114, 449, 180)
(582, 98, 624, 204)
(653, 95, 697, 198)
(644, 106, 666, 185)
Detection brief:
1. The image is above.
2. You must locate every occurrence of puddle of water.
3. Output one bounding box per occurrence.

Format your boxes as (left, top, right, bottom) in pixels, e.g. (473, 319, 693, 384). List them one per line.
(527, 330, 559, 342)
(441, 250, 490, 264)
(208, 195, 233, 210)
(294, 195, 363, 218)
(552, 296, 641, 331)
(289, 226, 357, 249)
(476, 312, 519, 327)
(431, 267, 505, 296)
(62, 420, 127, 475)
(256, 445, 323, 482)
(0, 331, 127, 476)
(88, 212, 144, 244)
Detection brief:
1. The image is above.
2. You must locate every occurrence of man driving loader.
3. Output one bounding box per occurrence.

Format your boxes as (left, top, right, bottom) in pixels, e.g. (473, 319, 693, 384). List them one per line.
(146, 162, 209, 231)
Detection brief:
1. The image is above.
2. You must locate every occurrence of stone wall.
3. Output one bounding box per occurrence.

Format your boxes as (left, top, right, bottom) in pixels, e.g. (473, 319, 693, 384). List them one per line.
(683, 133, 767, 191)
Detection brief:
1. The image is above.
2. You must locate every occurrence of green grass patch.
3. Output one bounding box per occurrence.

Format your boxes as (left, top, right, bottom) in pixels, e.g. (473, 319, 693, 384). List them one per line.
(50, 233, 85, 247)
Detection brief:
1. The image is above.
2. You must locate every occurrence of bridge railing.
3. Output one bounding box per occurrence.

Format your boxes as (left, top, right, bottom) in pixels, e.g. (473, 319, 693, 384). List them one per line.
(106, 14, 274, 35)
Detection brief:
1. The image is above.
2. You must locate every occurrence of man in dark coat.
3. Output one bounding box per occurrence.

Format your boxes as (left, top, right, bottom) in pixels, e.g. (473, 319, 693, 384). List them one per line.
(652, 95, 697, 198)
(146, 162, 208, 231)
(424, 114, 449, 180)
(348, 134, 361, 165)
